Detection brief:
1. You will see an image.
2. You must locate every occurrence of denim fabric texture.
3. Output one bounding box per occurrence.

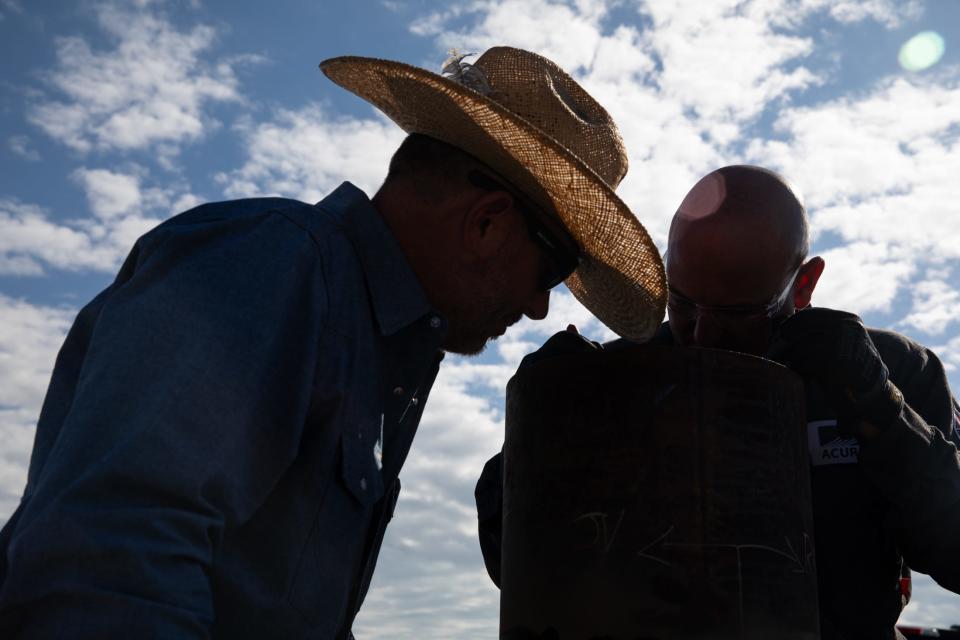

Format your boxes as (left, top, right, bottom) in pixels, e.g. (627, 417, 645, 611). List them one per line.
(0, 182, 446, 639)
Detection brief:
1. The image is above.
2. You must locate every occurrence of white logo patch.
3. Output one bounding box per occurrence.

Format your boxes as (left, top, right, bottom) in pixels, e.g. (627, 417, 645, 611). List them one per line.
(808, 419, 859, 466)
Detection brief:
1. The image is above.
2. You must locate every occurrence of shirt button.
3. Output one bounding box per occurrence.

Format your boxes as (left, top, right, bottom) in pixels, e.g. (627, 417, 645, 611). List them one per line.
(360, 477, 367, 491)
(393, 386, 404, 396)
(429, 316, 442, 329)
(411, 397, 419, 406)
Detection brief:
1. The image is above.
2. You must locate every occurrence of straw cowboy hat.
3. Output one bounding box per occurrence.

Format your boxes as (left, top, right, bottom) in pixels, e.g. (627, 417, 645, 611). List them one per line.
(320, 47, 665, 341)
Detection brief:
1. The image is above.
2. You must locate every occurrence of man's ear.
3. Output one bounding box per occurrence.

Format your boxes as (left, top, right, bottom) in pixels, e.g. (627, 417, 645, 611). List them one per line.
(793, 256, 825, 309)
(462, 190, 517, 259)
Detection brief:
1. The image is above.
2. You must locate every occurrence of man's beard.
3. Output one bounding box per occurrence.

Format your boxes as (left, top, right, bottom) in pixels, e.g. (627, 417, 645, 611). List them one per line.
(441, 328, 497, 356)
(436, 253, 524, 356)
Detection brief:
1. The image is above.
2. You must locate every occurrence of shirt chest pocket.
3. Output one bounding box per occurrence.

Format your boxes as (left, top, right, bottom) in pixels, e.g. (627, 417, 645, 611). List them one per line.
(286, 416, 386, 631)
(340, 415, 386, 506)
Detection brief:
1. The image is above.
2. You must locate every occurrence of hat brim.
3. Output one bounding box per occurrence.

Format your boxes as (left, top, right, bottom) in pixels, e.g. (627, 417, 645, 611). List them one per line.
(320, 55, 666, 341)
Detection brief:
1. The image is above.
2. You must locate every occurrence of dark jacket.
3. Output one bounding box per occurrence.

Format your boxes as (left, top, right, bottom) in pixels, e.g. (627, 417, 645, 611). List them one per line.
(476, 322, 960, 640)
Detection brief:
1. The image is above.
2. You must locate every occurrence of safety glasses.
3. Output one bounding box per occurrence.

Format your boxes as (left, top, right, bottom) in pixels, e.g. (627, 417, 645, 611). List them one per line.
(667, 265, 801, 323)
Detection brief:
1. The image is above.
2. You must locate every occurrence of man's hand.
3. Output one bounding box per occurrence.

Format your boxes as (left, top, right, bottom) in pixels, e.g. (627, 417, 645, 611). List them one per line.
(767, 307, 904, 436)
(517, 325, 603, 371)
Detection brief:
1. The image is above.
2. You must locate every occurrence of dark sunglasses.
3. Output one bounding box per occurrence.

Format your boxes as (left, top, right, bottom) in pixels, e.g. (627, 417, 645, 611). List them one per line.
(467, 170, 582, 291)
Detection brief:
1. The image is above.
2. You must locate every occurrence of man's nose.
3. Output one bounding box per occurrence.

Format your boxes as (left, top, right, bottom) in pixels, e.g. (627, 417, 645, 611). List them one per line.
(523, 289, 551, 320)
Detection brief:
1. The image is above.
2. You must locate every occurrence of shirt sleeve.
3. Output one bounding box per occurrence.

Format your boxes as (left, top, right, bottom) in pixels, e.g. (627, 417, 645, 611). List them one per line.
(859, 334, 960, 594)
(0, 210, 328, 638)
(475, 451, 504, 588)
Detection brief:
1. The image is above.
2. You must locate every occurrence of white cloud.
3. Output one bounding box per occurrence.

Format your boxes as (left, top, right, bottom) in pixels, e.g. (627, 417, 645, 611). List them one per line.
(749, 76, 960, 211)
(0, 0, 23, 20)
(71, 166, 191, 223)
(358, 566, 498, 640)
(813, 0, 922, 28)
(171, 192, 204, 213)
(900, 271, 960, 336)
(641, 0, 821, 122)
(419, 0, 820, 127)
(933, 334, 960, 374)
(0, 295, 74, 413)
(28, 0, 246, 154)
(901, 572, 960, 627)
(416, 0, 609, 73)
(216, 106, 404, 201)
(0, 200, 114, 274)
(8, 135, 40, 161)
(0, 295, 75, 521)
(809, 241, 915, 315)
(0, 187, 170, 276)
(409, 5, 468, 38)
(72, 168, 143, 219)
(0, 408, 37, 519)
(1, 146, 214, 275)
(355, 359, 505, 638)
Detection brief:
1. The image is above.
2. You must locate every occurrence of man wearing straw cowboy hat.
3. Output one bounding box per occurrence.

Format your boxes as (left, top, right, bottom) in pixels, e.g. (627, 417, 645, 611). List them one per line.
(0, 48, 664, 638)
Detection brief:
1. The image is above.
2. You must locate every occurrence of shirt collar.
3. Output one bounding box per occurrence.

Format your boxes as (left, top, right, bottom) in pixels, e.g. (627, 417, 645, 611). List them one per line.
(318, 182, 436, 337)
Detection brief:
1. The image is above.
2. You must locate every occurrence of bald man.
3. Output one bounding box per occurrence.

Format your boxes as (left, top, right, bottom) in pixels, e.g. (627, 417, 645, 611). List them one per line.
(475, 166, 960, 640)
(663, 166, 960, 639)
(665, 165, 815, 356)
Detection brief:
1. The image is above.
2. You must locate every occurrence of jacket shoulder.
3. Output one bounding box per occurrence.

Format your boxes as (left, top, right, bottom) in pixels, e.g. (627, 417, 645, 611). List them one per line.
(868, 326, 957, 439)
(867, 327, 936, 375)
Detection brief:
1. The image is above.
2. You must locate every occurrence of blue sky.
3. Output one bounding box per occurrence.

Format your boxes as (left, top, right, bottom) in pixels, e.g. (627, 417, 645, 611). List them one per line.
(2, 0, 960, 636)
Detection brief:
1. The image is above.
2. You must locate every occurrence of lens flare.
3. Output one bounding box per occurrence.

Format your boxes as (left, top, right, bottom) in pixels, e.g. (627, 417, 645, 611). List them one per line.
(898, 31, 946, 72)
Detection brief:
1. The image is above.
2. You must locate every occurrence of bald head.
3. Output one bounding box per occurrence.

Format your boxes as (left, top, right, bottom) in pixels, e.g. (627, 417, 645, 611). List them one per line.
(666, 165, 821, 354)
(670, 165, 808, 275)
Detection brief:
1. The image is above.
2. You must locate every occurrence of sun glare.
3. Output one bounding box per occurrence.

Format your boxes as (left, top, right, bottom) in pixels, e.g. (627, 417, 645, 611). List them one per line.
(898, 31, 946, 71)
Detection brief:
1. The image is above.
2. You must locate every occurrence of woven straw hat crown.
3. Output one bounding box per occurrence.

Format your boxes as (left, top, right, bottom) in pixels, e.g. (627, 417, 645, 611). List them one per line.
(321, 47, 666, 340)
(461, 49, 628, 189)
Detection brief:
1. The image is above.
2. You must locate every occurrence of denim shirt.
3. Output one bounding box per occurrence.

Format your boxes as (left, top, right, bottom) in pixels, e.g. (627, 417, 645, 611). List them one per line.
(0, 182, 446, 639)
